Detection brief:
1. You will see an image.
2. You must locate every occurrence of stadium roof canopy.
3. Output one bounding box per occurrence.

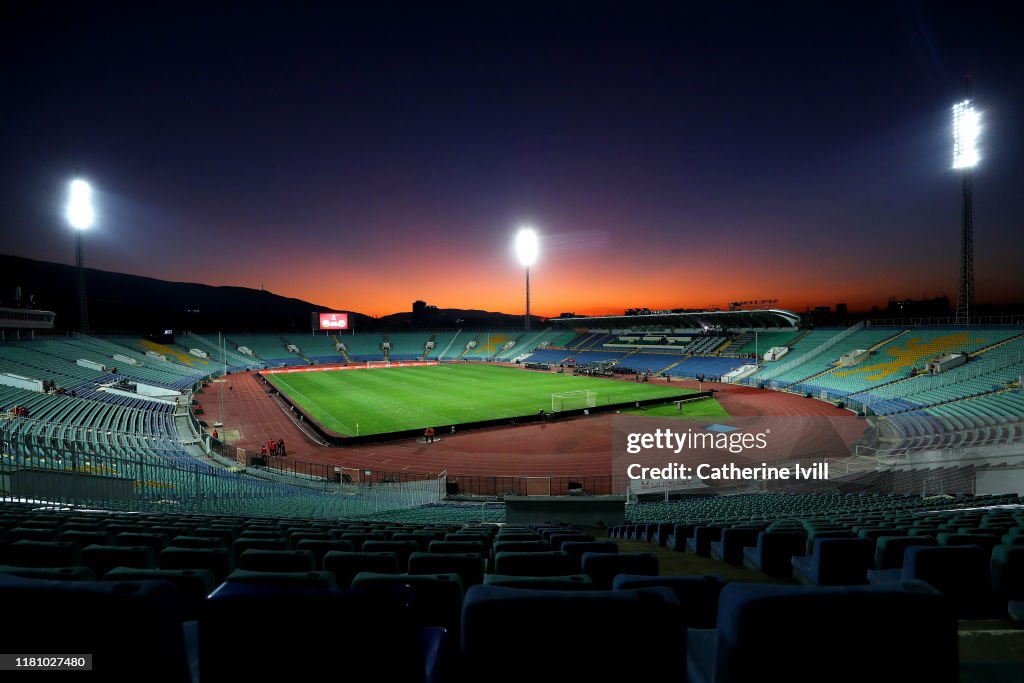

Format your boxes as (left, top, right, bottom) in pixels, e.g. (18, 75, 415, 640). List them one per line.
(550, 309, 801, 330)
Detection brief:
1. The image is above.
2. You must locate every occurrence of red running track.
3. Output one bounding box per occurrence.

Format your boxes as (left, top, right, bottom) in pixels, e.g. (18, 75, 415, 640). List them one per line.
(202, 371, 864, 478)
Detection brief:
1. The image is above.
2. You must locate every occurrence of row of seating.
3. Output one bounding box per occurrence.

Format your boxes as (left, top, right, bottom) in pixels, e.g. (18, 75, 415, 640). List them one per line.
(1, 384, 184, 459)
(0, 516, 655, 591)
(626, 514, 1024, 619)
(769, 328, 906, 387)
(0, 501, 1011, 681)
(622, 491, 1020, 524)
(0, 560, 965, 682)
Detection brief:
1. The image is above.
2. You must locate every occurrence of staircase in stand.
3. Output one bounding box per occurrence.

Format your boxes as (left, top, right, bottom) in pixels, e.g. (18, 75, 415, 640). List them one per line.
(331, 335, 351, 363)
(281, 336, 311, 364)
(657, 356, 689, 377)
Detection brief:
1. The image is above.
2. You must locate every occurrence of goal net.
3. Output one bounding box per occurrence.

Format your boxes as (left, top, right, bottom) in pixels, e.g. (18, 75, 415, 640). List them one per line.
(366, 360, 391, 368)
(551, 390, 597, 412)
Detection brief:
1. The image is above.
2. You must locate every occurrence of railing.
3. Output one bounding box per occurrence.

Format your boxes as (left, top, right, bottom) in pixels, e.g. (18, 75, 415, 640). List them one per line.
(443, 474, 615, 498)
(1, 432, 443, 519)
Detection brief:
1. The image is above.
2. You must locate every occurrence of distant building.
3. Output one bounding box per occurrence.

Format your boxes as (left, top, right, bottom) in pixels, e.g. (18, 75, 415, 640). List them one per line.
(886, 296, 951, 317)
(412, 300, 439, 325)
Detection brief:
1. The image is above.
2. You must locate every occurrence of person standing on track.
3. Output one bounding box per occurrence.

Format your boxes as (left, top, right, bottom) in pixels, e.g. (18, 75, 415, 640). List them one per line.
(424, 427, 435, 443)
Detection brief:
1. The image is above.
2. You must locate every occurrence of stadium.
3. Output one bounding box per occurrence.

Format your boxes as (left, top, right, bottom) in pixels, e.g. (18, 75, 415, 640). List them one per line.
(2, 3, 1024, 682)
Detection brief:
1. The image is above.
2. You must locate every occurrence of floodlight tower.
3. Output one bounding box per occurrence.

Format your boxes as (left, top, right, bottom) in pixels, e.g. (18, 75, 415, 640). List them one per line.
(66, 177, 95, 333)
(515, 227, 539, 331)
(952, 76, 978, 325)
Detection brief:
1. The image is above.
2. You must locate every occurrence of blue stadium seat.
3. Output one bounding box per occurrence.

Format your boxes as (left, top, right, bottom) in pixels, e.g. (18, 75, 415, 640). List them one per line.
(581, 552, 658, 589)
(869, 545, 994, 618)
(742, 531, 805, 578)
(199, 582, 447, 682)
(686, 581, 958, 683)
(462, 585, 686, 682)
(493, 550, 575, 576)
(0, 573, 190, 682)
(612, 574, 725, 628)
(482, 574, 595, 590)
(791, 537, 874, 586)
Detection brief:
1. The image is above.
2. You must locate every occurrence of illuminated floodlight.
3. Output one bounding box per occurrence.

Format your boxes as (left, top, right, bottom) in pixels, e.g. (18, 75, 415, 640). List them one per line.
(67, 179, 95, 229)
(515, 227, 538, 267)
(952, 100, 979, 169)
(515, 226, 539, 331)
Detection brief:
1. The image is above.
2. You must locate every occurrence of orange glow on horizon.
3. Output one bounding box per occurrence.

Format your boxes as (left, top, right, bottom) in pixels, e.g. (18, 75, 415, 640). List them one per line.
(128, 233, 1022, 321)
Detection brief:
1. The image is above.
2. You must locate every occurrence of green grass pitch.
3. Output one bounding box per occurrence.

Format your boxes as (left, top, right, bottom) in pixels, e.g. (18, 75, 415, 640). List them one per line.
(266, 363, 697, 436)
(621, 400, 729, 419)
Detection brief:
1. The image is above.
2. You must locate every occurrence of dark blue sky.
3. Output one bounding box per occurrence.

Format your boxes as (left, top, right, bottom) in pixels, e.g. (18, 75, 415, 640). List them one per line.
(2, 1, 1022, 316)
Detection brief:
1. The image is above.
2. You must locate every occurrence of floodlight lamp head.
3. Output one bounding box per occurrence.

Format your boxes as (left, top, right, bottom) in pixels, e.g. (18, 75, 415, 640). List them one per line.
(67, 178, 95, 229)
(515, 227, 538, 267)
(952, 100, 979, 169)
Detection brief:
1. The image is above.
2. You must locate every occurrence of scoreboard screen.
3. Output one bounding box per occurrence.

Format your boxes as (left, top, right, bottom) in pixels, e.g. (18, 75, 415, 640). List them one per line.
(319, 313, 348, 330)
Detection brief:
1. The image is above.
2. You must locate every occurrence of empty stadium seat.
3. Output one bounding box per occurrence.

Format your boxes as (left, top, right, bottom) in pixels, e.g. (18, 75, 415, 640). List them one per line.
(199, 582, 447, 682)
(231, 537, 289, 560)
(560, 540, 617, 572)
(0, 573, 190, 682)
(114, 532, 169, 553)
(874, 535, 937, 570)
(224, 569, 338, 589)
(686, 581, 958, 683)
(493, 550, 575, 576)
(82, 544, 158, 577)
(103, 567, 217, 620)
(482, 574, 595, 590)
(667, 523, 698, 551)
(159, 546, 235, 583)
(0, 565, 97, 581)
(581, 552, 659, 589)
(612, 574, 725, 628)
(547, 533, 595, 549)
(869, 544, 994, 618)
(742, 531, 806, 578)
(322, 551, 400, 587)
(362, 540, 419, 571)
(408, 552, 485, 587)
(686, 525, 726, 556)
(427, 540, 487, 558)
(461, 585, 686, 682)
(709, 527, 761, 566)
(238, 548, 316, 573)
(295, 539, 354, 567)
(991, 544, 1024, 607)
(7, 540, 81, 568)
(791, 537, 874, 586)
(352, 571, 464, 640)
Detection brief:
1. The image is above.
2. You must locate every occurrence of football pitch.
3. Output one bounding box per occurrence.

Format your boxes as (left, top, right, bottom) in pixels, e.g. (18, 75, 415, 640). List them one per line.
(266, 363, 697, 436)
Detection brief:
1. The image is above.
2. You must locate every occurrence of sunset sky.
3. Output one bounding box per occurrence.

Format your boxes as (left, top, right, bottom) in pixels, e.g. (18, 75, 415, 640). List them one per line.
(2, 1, 1022, 318)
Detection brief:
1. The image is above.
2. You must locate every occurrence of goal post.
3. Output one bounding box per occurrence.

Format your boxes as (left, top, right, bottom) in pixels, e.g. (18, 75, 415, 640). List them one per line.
(366, 360, 391, 369)
(551, 390, 597, 412)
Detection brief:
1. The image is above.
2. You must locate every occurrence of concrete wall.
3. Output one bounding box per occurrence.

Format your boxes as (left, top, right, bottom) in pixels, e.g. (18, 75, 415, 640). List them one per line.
(504, 496, 625, 526)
